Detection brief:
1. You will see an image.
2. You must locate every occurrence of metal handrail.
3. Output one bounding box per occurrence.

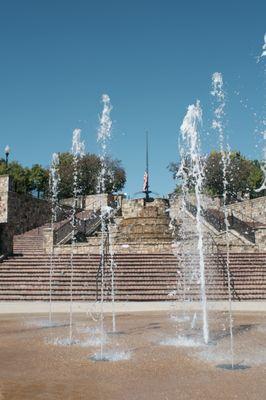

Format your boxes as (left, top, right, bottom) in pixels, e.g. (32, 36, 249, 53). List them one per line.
(95, 205, 121, 300)
(228, 214, 256, 243)
(96, 232, 110, 301)
(228, 208, 263, 227)
(206, 232, 240, 301)
(185, 200, 256, 243)
(185, 201, 226, 231)
(53, 209, 102, 245)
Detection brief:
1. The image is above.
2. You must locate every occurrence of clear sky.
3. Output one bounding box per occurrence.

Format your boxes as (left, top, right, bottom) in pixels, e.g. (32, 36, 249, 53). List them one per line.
(0, 0, 265, 196)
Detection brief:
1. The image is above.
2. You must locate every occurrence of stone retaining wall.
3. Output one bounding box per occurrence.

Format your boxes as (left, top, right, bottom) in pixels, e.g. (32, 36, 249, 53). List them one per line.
(43, 197, 173, 254)
(0, 176, 52, 254)
(52, 241, 173, 255)
(122, 198, 169, 219)
(227, 196, 266, 223)
(8, 192, 51, 236)
(0, 175, 10, 223)
(60, 194, 124, 211)
(0, 175, 74, 255)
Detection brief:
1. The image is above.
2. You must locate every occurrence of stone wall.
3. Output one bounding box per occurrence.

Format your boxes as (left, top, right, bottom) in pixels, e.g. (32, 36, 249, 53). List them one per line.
(7, 192, 51, 236)
(169, 193, 266, 224)
(169, 192, 266, 253)
(0, 175, 54, 255)
(0, 175, 10, 223)
(60, 196, 85, 209)
(0, 192, 52, 255)
(44, 197, 174, 254)
(85, 193, 114, 211)
(43, 193, 266, 254)
(227, 196, 266, 224)
(0, 176, 12, 253)
(52, 240, 173, 255)
(255, 227, 266, 251)
(172, 194, 221, 209)
(60, 193, 123, 211)
(121, 198, 169, 219)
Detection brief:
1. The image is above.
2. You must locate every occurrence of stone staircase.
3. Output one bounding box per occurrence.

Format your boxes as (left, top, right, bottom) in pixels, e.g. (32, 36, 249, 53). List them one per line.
(13, 226, 47, 255)
(225, 253, 266, 300)
(0, 253, 223, 301)
(0, 226, 265, 301)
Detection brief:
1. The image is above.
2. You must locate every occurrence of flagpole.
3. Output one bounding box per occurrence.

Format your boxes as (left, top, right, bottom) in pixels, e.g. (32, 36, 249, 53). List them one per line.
(145, 131, 149, 201)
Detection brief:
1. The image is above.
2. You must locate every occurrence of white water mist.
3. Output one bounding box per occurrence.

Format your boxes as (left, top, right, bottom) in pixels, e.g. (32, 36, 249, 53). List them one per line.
(256, 34, 266, 191)
(69, 128, 85, 342)
(108, 216, 117, 333)
(180, 100, 209, 344)
(172, 140, 193, 325)
(97, 94, 113, 358)
(49, 152, 60, 324)
(212, 72, 234, 368)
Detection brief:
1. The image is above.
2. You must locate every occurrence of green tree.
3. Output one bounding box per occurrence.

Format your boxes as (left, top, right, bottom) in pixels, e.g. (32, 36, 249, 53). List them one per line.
(0, 160, 31, 194)
(169, 151, 264, 200)
(247, 160, 264, 197)
(29, 164, 49, 198)
(57, 152, 74, 199)
(0, 151, 126, 198)
(204, 151, 264, 198)
(58, 152, 126, 198)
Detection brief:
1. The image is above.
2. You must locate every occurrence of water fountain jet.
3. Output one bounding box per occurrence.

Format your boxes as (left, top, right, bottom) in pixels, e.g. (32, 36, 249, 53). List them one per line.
(256, 34, 266, 192)
(48, 152, 60, 325)
(211, 71, 235, 369)
(69, 128, 85, 343)
(180, 100, 209, 344)
(97, 94, 114, 359)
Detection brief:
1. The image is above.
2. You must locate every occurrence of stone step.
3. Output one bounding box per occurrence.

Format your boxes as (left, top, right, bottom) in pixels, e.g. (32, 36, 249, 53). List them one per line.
(1, 263, 265, 269)
(2, 239, 266, 301)
(0, 296, 239, 301)
(11, 257, 266, 262)
(0, 288, 229, 295)
(1, 265, 266, 272)
(7, 253, 266, 259)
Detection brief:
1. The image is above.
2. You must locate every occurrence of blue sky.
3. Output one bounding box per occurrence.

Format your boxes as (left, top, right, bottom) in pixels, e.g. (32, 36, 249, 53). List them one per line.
(0, 0, 265, 196)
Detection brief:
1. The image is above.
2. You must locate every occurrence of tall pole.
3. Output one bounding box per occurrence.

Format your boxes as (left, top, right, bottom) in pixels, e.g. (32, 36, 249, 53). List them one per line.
(145, 131, 149, 201)
(146, 131, 149, 177)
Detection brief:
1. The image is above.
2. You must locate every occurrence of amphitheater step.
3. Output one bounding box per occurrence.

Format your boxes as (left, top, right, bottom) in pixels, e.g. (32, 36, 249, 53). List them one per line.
(0, 226, 264, 301)
(1, 249, 265, 301)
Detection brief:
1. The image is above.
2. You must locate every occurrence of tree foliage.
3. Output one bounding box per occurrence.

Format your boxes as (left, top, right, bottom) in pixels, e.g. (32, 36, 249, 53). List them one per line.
(169, 151, 264, 199)
(57, 152, 126, 198)
(29, 164, 50, 198)
(0, 159, 49, 197)
(0, 151, 126, 199)
(204, 151, 263, 198)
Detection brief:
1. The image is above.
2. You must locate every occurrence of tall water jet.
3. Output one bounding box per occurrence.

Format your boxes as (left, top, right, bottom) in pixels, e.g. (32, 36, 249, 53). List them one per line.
(256, 34, 266, 192)
(180, 100, 209, 344)
(49, 152, 60, 324)
(211, 72, 234, 368)
(108, 217, 117, 333)
(170, 140, 193, 325)
(69, 128, 85, 342)
(97, 94, 113, 357)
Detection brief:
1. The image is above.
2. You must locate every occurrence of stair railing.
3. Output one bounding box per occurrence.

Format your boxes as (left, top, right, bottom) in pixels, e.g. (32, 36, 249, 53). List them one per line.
(95, 204, 121, 301)
(53, 209, 102, 245)
(95, 229, 110, 301)
(206, 232, 240, 301)
(186, 200, 256, 243)
(227, 207, 264, 227)
(185, 201, 226, 232)
(228, 213, 256, 244)
(0, 254, 7, 263)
